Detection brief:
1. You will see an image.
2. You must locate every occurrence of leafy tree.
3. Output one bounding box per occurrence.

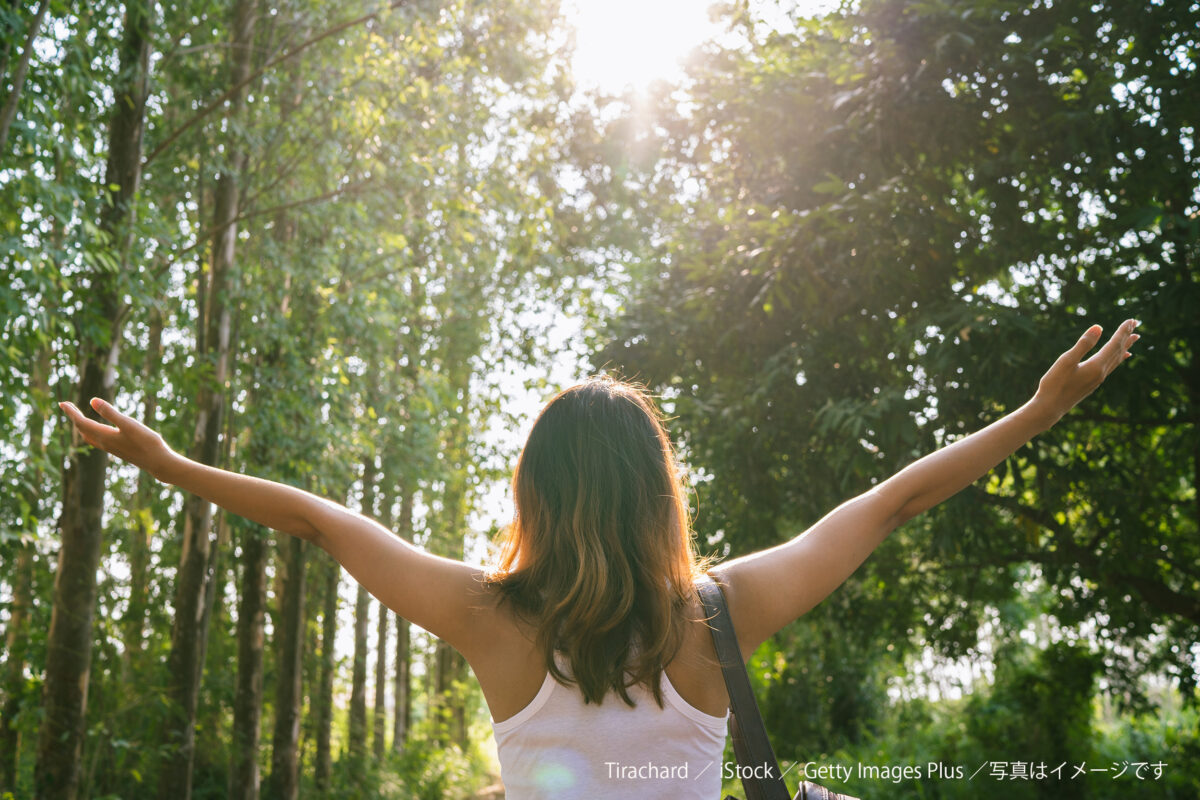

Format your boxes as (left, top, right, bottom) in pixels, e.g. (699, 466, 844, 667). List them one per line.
(595, 0, 1199, 751)
(2, 0, 578, 796)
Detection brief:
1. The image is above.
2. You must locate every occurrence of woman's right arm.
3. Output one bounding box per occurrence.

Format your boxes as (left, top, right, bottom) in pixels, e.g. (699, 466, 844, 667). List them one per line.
(59, 398, 491, 657)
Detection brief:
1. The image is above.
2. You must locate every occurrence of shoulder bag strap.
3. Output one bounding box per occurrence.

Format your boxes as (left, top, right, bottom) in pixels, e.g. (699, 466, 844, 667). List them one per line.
(697, 576, 792, 800)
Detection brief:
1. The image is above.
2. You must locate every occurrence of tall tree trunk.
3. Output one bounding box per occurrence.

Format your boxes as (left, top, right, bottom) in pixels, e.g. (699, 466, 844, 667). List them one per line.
(314, 554, 340, 792)
(391, 488, 414, 752)
(34, 3, 152, 796)
(372, 601, 388, 758)
(434, 640, 467, 748)
(228, 32, 299, 777)
(346, 456, 376, 767)
(0, 340, 50, 793)
(123, 305, 163, 668)
(433, 445, 469, 749)
(393, 615, 411, 752)
(0, 547, 33, 793)
(348, 585, 371, 765)
(157, 2, 255, 797)
(199, 507, 233, 728)
(229, 523, 268, 800)
(264, 535, 306, 800)
(371, 485, 393, 758)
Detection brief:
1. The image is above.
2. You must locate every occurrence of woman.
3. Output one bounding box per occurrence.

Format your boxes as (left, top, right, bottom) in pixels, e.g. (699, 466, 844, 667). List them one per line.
(60, 320, 1139, 798)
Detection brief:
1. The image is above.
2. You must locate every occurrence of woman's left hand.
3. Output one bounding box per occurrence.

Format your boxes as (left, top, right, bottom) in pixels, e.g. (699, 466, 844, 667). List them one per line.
(1030, 319, 1140, 428)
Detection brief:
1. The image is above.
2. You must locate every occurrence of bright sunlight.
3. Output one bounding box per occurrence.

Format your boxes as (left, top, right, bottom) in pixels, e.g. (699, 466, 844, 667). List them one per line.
(564, 0, 843, 93)
(564, 0, 722, 92)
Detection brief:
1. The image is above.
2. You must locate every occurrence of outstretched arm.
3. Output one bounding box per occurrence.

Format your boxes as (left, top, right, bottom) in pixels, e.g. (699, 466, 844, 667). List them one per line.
(710, 320, 1141, 658)
(58, 399, 490, 656)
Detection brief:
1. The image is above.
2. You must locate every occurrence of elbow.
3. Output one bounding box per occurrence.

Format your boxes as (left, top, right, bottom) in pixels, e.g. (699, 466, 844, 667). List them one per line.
(283, 513, 323, 544)
(892, 499, 923, 528)
(296, 520, 324, 545)
(866, 484, 918, 530)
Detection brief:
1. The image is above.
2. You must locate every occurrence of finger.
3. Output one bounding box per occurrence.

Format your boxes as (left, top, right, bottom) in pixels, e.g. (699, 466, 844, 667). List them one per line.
(1122, 332, 1141, 359)
(59, 401, 119, 439)
(1084, 319, 1138, 373)
(1065, 325, 1103, 361)
(1098, 319, 1137, 362)
(89, 397, 126, 426)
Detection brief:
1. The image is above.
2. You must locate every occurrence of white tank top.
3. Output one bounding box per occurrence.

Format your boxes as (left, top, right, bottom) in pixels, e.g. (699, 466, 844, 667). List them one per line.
(492, 653, 729, 799)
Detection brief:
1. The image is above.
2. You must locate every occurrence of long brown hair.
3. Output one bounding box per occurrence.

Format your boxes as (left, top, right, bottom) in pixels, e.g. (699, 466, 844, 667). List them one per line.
(485, 376, 712, 707)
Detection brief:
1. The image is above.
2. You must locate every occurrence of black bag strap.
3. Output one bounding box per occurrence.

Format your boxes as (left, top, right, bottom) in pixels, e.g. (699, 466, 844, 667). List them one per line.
(697, 575, 792, 800)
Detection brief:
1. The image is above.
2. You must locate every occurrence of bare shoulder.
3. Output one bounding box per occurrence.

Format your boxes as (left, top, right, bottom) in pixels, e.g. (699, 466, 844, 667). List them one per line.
(665, 593, 731, 718)
(460, 581, 546, 723)
(454, 574, 531, 656)
(707, 559, 778, 661)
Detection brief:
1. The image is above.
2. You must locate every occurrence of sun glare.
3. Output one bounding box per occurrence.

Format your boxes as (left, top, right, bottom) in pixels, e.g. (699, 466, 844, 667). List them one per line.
(565, 0, 721, 93)
(564, 0, 843, 94)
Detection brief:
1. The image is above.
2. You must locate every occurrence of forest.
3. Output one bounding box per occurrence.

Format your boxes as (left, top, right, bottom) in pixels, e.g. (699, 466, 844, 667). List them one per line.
(0, 0, 1197, 798)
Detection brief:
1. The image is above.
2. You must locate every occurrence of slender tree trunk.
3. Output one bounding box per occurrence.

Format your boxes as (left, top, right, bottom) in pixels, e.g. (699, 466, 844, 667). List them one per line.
(124, 305, 163, 668)
(34, 4, 152, 796)
(314, 554, 340, 792)
(0, 342, 50, 793)
(434, 640, 468, 748)
(0, 0, 15, 80)
(0, 546, 33, 793)
(391, 488, 414, 752)
(229, 523, 268, 800)
(157, 3, 255, 797)
(301, 564, 321, 782)
(433, 465, 469, 749)
(264, 535, 306, 800)
(200, 508, 232, 719)
(0, 0, 50, 154)
(228, 29, 300, 778)
(370, 485, 393, 758)
(372, 601, 389, 758)
(347, 589, 371, 764)
(346, 456, 376, 767)
(393, 616, 411, 751)
(423, 311, 476, 751)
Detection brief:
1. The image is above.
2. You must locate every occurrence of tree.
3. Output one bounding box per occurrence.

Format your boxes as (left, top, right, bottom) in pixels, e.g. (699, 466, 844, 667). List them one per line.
(265, 534, 306, 800)
(372, 596, 389, 758)
(0, 0, 50, 153)
(158, 0, 257, 792)
(35, 3, 154, 796)
(594, 0, 1199, 752)
(346, 457, 375, 771)
(392, 489, 416, 752)
(229, 517, 268, 800)
(2, 0, 583, 794)
(314, 555, 340, 792)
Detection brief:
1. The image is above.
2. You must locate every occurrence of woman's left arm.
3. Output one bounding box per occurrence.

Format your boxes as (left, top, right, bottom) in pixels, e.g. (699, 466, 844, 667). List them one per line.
(712, 319, 1141, 658)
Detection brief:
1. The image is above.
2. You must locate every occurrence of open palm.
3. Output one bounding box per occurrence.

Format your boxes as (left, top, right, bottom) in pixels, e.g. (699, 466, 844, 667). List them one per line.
(59, 397, 176, 478)
(1032, 319, 1140, 426)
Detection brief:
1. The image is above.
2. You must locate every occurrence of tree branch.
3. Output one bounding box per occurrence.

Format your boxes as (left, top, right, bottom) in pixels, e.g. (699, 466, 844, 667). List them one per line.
(970, 488, 1200, 626)
(124, 173, 377, 323)
(0, 0, 51, 154)
(238, 176, 375, 226)
(143, 0, 415, 167)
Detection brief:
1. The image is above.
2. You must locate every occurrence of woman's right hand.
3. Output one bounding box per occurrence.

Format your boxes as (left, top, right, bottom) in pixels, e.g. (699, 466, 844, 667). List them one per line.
(60, 397, 178, 480)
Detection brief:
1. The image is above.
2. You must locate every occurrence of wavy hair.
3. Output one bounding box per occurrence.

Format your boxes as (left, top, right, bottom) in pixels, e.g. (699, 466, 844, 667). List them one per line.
(485, 377, 712, 707)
